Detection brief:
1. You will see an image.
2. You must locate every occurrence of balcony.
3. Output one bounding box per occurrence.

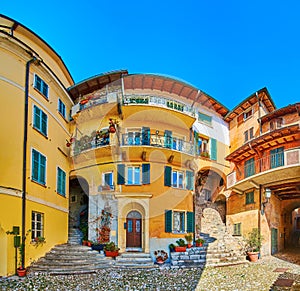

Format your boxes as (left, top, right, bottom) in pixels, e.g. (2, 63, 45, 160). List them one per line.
(121, 133, 195, 155)
(122, 94, 196, 117)
(227, 148, 300, 190)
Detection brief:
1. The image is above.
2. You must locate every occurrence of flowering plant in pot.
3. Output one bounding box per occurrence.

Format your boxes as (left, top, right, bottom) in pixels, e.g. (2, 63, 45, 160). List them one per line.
(184, 234, 193, 248)
(154, 250, 168, 264)
(175, 238, 187, 252)
(195, 238, 205, 247)
(104, 241, 119, 257)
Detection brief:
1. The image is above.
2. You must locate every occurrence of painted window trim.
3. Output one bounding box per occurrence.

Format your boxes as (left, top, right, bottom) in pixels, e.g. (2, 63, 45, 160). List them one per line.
(165, 210, 194, 233)
(126, 165, 141, 185)
(198, 111, 212, 126)
(102, 171, 114, 189)
(171, 169, 185, 189)
(31, 147, 47, 186)
(31, 211, 44, 240)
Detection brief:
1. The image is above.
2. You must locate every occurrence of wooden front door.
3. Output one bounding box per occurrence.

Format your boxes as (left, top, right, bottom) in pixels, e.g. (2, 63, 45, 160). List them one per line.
(126, 211, 142, 247)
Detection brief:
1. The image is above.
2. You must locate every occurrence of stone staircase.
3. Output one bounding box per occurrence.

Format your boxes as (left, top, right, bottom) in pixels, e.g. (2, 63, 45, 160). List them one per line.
(28, 244, 113, 275)
(201, 208, 247, 267)
(170, 246, 207, 268)
(68, 227, 82, 245)
(115, 252, 156, 269)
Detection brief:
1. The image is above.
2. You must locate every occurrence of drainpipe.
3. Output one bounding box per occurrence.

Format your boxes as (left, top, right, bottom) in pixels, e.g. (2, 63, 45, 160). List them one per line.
(22, 56, 37, 268)
(258, 184, 262, 254)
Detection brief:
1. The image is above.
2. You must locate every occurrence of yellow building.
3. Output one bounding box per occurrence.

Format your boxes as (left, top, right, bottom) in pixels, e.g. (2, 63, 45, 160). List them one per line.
(0, 14, 74, 276)
(67, 72, 230, 254)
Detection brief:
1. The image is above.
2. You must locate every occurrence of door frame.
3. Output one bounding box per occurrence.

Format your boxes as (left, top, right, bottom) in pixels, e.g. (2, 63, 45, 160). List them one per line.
(126, 211, 142, 248)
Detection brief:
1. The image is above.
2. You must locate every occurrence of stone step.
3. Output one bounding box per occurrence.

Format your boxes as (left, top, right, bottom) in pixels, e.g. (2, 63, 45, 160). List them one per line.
(119, 252, 151, 258)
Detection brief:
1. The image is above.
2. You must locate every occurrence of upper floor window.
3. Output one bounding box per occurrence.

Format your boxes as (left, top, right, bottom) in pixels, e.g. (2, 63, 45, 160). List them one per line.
(58, 99, 66, 118)
(245, 191, 254, 204)
(126, 128, 141, 145)
(102, 172, 114, 190)
(31, 149, 46, 185)
(244, 109, 253, 120)
(33, 105, 48, 136)
(34, 74, 49, 98)
(195, 134, 208, 156)
(172, 170, 184, 189)
(198, 112, 212, 125)
(244, 157, 255, 178)
(244, 127, 254, 143)
(127, 166, 141, 185)
(57, 167, 66, 196)
(270, 147, 284, 168)
(270, 118, 283, 131)
(31, 211, 44, 240)
(203, 189, 212, 201)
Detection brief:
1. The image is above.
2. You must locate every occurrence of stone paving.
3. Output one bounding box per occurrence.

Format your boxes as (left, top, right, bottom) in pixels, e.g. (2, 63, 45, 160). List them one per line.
(1, 254, 300, 290)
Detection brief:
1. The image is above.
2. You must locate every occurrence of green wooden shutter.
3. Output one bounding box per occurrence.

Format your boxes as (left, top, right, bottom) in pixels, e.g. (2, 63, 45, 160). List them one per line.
(186, 212, 194, 233)
(142, 164, 150, 184)
(210, 138, 217, 161)
(117, 164, 125, 185)
(165, 210, 172, 232)
(164, 166, 172, 186)
(186, 171, 194, 190)
(39, 154, 46, 185)
(41, 111, 47, 135)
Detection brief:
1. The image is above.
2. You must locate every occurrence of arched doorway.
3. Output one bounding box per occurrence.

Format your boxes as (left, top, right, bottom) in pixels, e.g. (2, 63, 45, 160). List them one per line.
(126, 211, 142, 248)
(69, 177, 89, 241)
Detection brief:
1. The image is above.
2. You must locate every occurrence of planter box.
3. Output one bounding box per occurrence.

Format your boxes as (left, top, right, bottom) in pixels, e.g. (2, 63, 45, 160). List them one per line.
(174, 246, 186, 252)
(17, 268, 26, 277)
(91, 244, 105, 252)
(195, 242, 203, 247)
(105, 250, 119, 257)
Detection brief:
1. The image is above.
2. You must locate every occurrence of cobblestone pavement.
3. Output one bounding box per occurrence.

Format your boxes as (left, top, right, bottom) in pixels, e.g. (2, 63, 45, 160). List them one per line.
(0, 255, 299, 290)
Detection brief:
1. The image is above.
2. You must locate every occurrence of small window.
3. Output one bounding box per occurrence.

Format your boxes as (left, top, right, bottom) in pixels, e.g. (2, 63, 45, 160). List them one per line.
(57, 167, 66, 196)
(246, 191, 254, 204)
(31, 211, 44, 240)
(244, 158, 255, 177)
(103, 172, 114, 190)
(172, 170, 184, 189)
(58, 99, 66, 118)
(244, 127, 254, 143)
(127, 166, 141, 185)
(173, 211, 186, 232)
(198, 112, 212, 125)
(71, 195, 77, 203)
(31, 149, 46, 185)
(34, 74, 49, 98)
(244, 109, 252, 120)
(233, 223, 241, 236)
(203, 189, 212, 201)
(33, 105, 48, 136)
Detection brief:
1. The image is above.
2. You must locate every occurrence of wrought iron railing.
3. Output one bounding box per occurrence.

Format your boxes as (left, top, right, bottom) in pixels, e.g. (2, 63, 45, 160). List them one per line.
(122, 94, 196, 117)
(121, 133, 195, 155)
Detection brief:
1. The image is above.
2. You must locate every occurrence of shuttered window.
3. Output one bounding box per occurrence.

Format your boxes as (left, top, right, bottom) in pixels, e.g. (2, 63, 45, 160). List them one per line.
(164, 166, 172, 186)
(165, 210, 194, 233)
(210, 138, 217, 161)
(34, 74, 49, 98)
(31, 149, 46, 185)
(57, 167, 66, 196)
(233, 223, 241, 236)
(165, 210, 172, 233)
(117, 164, 125, 185)
(186, 171, 194, 190)
(33, 105, 48, 136)
(245, 191, 254, 204)
(186, 212, 194, 232)
(141, 127, 150, 145)
(142, 164, 150, 184)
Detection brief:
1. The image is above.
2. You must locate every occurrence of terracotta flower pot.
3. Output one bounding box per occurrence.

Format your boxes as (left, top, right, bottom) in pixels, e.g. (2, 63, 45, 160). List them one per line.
(247, 251, 259, 262)
(17, 268, 26, 277)
(187, 243, 192, 248)
(174, 246, 186, 252)
(196, 242, 203, 247)
(105, 250, 119, 257)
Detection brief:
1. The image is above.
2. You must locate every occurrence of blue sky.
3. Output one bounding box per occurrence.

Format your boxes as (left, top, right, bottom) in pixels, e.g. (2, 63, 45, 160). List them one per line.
(2, 0, 300, 110)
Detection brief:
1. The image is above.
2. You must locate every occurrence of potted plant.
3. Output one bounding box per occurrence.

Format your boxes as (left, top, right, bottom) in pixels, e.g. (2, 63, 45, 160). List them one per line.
(195, 238, 205, 247)
(153, 250, 168, 264)
(169, 243, 176, 252)
(244, 228, 263, 262)
(104, 241, 119, 257)
(185, 233, 193, 248)
(175, 238, 187, 252)
(17, 243, 26, 277)
(91, 242, 105, 252)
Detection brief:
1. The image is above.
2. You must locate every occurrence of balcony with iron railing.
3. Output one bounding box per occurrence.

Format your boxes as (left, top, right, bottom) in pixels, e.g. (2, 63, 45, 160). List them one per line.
(121, 133, 195, 156)
(122, 94, 196, 117)
(227, 148, 300, 189)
